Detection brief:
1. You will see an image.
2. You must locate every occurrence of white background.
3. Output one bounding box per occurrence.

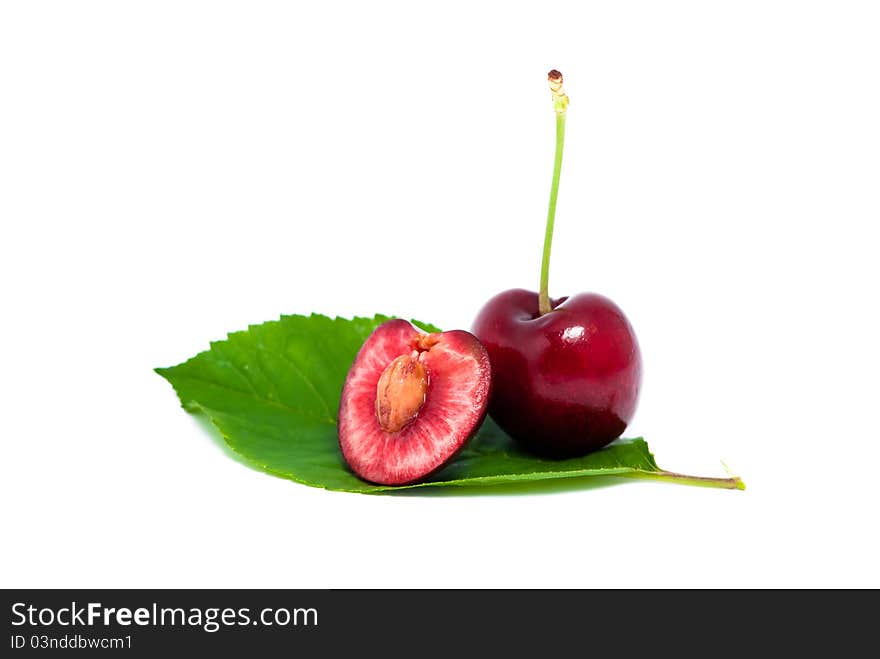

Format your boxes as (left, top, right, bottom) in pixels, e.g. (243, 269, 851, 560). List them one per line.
(2, 1, 878, 588)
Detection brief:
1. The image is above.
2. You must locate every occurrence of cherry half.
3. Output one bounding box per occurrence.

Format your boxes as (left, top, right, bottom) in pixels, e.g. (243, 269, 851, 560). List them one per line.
(472, 71, 642, 457)
(338, 320, 491, 485)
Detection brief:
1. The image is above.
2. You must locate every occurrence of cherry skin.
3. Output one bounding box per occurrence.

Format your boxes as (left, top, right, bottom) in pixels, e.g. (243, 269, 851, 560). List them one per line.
(472, 289, 642, 457)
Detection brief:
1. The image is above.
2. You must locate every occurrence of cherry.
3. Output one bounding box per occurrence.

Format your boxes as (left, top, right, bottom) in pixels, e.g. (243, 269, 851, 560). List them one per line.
(472, 71, 642, 456)
(338, 319, 491, 485)
(473, 290, 641, 456)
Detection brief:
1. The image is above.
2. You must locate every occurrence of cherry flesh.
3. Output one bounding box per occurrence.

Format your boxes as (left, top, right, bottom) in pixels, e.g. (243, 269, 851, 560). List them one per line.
(338, 319, 491, 485)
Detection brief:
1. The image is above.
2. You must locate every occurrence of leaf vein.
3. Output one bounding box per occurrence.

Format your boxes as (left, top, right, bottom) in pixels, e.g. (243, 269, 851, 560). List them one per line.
(255, 341, 335, 423)
(164, 372, 335, 424)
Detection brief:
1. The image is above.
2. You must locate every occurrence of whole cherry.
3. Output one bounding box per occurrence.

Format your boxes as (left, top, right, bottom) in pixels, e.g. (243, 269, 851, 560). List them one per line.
(472, 70, 642, 457)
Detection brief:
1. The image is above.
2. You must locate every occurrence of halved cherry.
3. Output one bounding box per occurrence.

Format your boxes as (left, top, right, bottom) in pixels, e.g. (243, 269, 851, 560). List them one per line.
(338, 319, 491, 485)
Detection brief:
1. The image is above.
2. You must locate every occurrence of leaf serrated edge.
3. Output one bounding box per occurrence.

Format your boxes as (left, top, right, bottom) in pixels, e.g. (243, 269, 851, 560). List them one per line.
(156, 313, 422, 374)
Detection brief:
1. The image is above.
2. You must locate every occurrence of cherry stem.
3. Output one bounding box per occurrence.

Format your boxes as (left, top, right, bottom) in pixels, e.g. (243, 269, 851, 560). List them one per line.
(539, 70, 569, 316)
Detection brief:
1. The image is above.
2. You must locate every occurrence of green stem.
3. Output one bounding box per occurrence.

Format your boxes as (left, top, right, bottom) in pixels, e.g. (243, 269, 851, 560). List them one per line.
(622, 470, 746, 490)
(538, 102, 567, 315)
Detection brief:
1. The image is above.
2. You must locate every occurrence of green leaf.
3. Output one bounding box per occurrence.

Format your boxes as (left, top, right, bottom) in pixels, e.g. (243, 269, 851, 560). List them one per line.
(156, 314, 743, 493)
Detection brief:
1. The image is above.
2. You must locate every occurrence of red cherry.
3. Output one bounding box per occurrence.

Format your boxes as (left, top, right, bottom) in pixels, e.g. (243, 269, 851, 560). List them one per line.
(473, 289, 641, 456)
